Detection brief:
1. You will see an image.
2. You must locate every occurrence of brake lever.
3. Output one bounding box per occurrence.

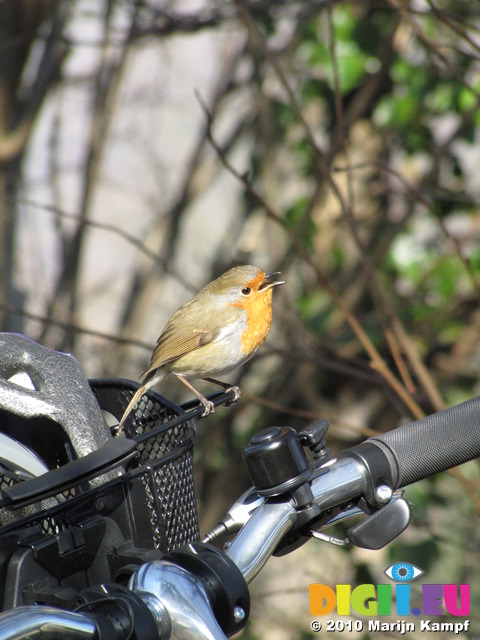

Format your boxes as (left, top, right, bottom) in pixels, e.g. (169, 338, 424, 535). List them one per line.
(310, 503, 364, 546)
(309, 491, 411, 550)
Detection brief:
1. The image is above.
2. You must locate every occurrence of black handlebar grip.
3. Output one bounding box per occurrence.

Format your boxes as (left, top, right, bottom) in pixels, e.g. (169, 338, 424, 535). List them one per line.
(367, 396, 480, 488)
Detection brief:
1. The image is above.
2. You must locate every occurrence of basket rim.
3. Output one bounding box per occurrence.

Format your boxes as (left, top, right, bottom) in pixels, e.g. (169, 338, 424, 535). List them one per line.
(0, 381, 197, 535)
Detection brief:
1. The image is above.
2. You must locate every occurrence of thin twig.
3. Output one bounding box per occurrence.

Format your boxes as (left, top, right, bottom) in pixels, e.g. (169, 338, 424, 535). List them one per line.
(232, 0, 349, 216)
(0, 303, 152, 350)
(242, 392, 378, 438)
(14, 198, 196, 292)
(335, 160, 480, 296)
(426, 0, 480, 57)
(324, 6, 445, 410)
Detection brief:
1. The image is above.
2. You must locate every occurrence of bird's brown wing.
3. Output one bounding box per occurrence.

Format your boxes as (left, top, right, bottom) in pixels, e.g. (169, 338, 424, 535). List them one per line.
(142, 325, 211, 376)
(141, 298, 242, 379)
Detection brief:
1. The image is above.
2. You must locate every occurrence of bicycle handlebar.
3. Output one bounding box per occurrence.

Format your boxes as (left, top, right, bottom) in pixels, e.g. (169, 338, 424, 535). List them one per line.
(227, 395, 480, 586)
(1, 396, 480, 640)
(368, 395, 480, 487)
(225, 456, 366, 583)
(0, 606, 96, 640)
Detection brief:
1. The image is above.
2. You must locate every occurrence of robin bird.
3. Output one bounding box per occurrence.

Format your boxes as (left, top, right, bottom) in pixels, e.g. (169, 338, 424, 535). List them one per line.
(118, 265, 285, 430)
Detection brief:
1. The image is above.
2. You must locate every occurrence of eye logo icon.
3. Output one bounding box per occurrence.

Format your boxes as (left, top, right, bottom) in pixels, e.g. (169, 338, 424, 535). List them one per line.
(384, 562, 424, 583)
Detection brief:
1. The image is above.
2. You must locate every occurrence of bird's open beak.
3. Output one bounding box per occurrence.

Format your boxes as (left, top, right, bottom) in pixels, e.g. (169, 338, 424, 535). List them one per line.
(259, 271, 286, 290)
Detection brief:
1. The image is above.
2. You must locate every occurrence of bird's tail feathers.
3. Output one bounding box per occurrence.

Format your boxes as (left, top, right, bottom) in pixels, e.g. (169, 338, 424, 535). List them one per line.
(118, 369, 165, 431)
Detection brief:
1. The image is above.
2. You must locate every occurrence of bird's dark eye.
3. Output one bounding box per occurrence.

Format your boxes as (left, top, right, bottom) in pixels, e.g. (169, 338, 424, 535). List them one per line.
(241, 287, 252, 295)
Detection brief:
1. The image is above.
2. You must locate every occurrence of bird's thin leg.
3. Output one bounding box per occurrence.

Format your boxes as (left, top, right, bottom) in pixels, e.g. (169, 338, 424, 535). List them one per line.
(202, 377, 241, 403)
(174, 374, 215, 416)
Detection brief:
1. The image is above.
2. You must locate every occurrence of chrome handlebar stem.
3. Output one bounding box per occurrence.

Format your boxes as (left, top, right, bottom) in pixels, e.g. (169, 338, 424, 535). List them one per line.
(129, 561, 226, 640)
(0, 607, 96, 640)
(225, 498, 297, 584)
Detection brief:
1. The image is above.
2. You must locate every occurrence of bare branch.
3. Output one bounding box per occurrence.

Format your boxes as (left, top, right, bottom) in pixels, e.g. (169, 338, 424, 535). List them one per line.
(14, 197, 196, 291)
(0, 302, 152, 351)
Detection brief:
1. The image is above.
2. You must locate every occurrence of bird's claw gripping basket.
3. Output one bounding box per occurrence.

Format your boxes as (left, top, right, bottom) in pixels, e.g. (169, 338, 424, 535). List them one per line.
(0, 333, 199, 611)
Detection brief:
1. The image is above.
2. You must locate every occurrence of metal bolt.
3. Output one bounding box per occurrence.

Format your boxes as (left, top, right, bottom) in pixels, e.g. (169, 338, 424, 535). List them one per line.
(234, 606, 246, 623)
(375, 484, 393, 504)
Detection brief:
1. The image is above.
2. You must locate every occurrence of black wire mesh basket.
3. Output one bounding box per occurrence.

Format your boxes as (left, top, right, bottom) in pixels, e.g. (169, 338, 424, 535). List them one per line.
(91, 378, 200, 551)
(0, 379, 200, 553)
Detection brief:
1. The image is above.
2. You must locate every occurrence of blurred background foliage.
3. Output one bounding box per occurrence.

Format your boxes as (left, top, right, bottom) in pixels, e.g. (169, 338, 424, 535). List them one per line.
(1, 0, 480, 637)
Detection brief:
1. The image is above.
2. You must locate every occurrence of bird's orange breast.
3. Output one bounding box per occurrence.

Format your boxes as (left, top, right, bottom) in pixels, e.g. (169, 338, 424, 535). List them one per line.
(229, 287, 273, 356)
